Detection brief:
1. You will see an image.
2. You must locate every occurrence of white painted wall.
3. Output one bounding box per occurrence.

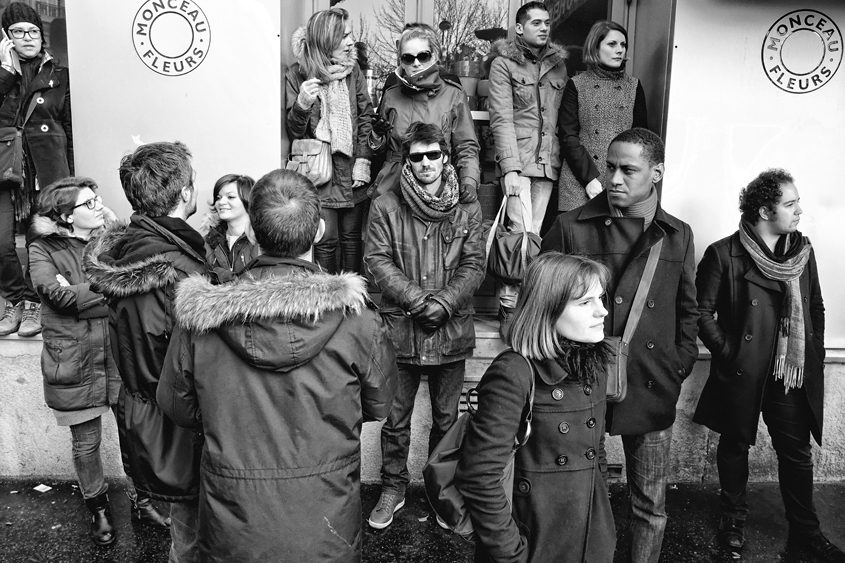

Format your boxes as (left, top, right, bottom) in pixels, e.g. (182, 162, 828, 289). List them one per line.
(65, 0, 282, 228)
(663, 0, 845, 347)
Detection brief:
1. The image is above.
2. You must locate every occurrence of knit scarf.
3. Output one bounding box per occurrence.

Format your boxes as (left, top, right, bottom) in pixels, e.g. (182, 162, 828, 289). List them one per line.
(739, 219, 811, 390)
(315, 57, 355, 157)
(399, 162, 459, 222)
(552, 337, 611, 385)
(395, 64, 442, 93)
(607, 187, 658, 230)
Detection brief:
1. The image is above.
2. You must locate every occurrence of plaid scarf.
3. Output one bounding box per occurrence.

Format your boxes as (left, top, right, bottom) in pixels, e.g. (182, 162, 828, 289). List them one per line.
(399, 163, 459, 222)
(315, 57, 355, 157)
(739, 220, 811, 390)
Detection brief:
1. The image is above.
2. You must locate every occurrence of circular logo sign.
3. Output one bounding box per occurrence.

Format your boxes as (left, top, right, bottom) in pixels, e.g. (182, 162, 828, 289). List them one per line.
(132, 0, 210, 76)
(762, 10, 842, 94)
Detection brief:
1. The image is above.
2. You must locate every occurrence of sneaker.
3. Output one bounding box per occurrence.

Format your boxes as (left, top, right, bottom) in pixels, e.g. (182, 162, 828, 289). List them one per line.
(0, 301, 23, 336)
(368, 489, 405, 530)
(498, 306, 514, 341)
(789, 530, 845, 563)
(435, 513, 450, 531)
(17, 301, 42, 337)
(718, 516, 745, 550)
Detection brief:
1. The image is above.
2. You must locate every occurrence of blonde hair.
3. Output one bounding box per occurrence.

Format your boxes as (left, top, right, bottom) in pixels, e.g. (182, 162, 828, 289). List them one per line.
(507, 253, 609, 360)
(397, 23, 441, 64)
(301, 8, 350, 81)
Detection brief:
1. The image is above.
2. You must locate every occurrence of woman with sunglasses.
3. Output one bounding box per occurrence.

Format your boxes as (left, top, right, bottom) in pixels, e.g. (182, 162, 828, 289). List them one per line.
(286, 7, 374, 274)
(456, 253, 616, 563)
(202, 173, 260, 281)
(368, 23, 480, 203)
(28, 178, 170, 546)
(0, 3, 73, 337)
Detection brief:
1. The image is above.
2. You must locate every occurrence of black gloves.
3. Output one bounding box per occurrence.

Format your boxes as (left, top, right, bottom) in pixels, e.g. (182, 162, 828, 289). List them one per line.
(414, 298, 449, 332)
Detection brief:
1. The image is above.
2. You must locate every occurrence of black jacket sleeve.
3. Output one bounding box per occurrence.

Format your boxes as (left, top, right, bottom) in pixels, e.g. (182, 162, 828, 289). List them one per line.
(632, 80, 648, 130)
(557, 79, 599, 187)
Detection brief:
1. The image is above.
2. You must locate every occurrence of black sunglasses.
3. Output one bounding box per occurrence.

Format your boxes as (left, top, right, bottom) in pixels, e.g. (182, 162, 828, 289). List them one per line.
(400, 50, 433, 65)
(408, 150, 443, 163)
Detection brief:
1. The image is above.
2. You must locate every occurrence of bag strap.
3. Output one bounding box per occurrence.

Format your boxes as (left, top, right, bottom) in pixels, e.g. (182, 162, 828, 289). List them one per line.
(22, 95, 38, 126)
(484, 196, 508, 263)
(514, 352, 535, 448)
(621, 238, 663, 345)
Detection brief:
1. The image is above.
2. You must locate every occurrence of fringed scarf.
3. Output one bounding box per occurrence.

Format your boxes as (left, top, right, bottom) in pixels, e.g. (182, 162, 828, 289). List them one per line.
(314, 56, 356, 157)
(739, 219, 812, 390)
(553, 337, 611, 385)
(399, 162, 459, 222)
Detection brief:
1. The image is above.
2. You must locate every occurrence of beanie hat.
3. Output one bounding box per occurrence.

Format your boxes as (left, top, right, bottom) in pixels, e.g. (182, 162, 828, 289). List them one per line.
(2, 2, 44, 36)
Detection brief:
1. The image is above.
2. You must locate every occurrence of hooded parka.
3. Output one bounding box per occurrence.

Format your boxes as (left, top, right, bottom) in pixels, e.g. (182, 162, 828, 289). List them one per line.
(157, 256, 399, 563)
(83, 215, 206, 502)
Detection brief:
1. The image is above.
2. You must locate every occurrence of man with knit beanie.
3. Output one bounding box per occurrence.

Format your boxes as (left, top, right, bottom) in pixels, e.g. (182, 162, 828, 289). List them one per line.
(364, 121, 485, 529)
(694, 170, 843, 562)
(541, 128, 699, 563)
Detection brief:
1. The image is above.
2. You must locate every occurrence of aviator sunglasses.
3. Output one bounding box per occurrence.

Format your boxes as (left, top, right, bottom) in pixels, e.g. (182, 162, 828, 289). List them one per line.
(400, 50, 433, 65)
(408, 150, 443, 163)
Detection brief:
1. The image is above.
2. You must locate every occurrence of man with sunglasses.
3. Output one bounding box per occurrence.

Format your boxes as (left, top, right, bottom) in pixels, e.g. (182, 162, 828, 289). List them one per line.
(487, 1, 568, 338)
(365, 122, 485, 530)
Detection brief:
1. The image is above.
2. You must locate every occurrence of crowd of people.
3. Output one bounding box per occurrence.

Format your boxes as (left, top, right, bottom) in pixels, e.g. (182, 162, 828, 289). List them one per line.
(0, 1, 841, 562)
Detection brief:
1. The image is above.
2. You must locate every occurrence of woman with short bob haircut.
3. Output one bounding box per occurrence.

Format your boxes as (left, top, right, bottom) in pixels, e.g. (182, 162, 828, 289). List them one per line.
(202, 173, 260, 278)
(456, 253, 617, 563)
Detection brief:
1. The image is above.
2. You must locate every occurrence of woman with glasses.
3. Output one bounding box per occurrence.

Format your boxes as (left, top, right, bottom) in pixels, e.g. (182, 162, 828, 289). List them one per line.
(202, 174, 259, 281)
(28, 178, 170, 546)
(285, 7, 374, 274)
(368, 24, 480, 203)
(0, 3, 73, 337)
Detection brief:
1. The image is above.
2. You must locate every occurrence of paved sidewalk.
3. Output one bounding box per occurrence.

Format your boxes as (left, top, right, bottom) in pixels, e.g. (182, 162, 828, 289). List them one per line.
(1, 479, 843, 562)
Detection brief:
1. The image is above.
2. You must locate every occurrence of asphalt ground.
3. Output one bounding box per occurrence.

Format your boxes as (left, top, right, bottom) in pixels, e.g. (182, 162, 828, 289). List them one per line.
(1, 479, 843, 562)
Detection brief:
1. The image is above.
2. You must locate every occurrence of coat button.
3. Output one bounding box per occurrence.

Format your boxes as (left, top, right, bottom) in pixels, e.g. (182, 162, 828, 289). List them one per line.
(594, 130, 600, 135)
(803, 296, 808, 302)
(559, 422, 570, 434)
(593, 155, 599, 160)
(552, 388, 564, 400)
(594, 84, 600, 89)
(678, 368, 686, 376)
(614, 296, 623, 304)
(40, 124, 49, 132)
(36, 97, 44, 104)
(605, 218, 612, 226)
(422, 275, 427, 280)
(736, 369, 743, 376)
(647, 341, 655, 349)
(751, 299, 758, 306)
(744, 334, 752, 341)
(586, 417, 596, 428)
(585, 448, 596, 460)
(405, 311, 412, 316)
(595, 104, 600, 109)
(541, 106, 546, 112)
(583, 384, 592, 395)
(541, 132, 546, 137)
(647, 300, 655, 308)
(646, 380, 655, 388)
(556, 455, 568, 466)
(517, 480, 531, 494)
(423, 236, 428, 240)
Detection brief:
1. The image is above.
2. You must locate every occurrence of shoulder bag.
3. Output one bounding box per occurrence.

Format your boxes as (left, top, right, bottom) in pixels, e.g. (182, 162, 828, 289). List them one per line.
(286, 138, 332, 187)
(0, 94, 39, 185)
(484, 196, 542, 285)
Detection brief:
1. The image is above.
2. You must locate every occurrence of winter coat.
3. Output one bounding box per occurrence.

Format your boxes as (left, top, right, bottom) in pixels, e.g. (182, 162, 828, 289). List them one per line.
(368, 69, 480, 199)
(692, 232, 825, 445)
(364, 188, 485, 365)
(0, 54, 73, 220)
(285, 62, 374, 208)
(541, 194, 699, 435)
(203, 220, 261, 276)
(84, 215, 206, 502)
(456, 351, 616, 563)
(487, 39, 568, 181)
(157, 256, 399, 563)
(28, 216, 119, 417)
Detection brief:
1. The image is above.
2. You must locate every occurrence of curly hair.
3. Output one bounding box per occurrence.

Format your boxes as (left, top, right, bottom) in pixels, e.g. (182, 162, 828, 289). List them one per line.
(739, 168, 794, 224)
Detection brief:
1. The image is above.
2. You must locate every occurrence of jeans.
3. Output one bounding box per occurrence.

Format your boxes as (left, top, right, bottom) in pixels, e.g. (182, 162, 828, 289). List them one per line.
(380, 360, 466, 492)
(169, 497, 200, 563)
(497, 177, 553, 309)
(717, 381, 820, 534)
(69, 407, 138, 501)
(314, 199, 367, 274)
(622, 426, 673, 563)
(0, 185, 36, 304)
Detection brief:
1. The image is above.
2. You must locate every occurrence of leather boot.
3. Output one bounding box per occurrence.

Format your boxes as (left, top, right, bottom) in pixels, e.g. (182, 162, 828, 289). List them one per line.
(84, 492, 115, 546)
(131, 495, 171, 528)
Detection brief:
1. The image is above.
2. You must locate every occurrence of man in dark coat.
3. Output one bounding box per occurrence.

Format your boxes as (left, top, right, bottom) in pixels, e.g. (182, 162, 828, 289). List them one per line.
(84, 141, 205, 563)
(158, 169, 398, 563)
(541, 128, 699, 563)
(693, 169, 843, 562)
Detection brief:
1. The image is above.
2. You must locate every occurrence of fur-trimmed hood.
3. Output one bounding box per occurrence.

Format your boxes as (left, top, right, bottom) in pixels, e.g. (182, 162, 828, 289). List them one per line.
(30, 207, 118, 240)
(174, 265, 369, 372)
(490, 37, 568, 67)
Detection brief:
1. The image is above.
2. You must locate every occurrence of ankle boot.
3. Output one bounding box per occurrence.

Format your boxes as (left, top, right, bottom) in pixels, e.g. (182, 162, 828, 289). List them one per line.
(85, 493, 115, 546)
(131, 495, 171, 528)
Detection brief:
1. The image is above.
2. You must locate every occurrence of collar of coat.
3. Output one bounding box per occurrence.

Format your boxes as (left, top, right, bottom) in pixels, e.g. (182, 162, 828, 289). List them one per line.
(173, 262, 369, 333)
(490, 38, 568, 68)
(575, 191, 680, 233)
(30, 209, 117, 241)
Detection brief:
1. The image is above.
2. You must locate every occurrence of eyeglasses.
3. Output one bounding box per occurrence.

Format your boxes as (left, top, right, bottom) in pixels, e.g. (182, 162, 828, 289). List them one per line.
(9, 28, 41, 40)
(408, 150, 443, 163)
(73, 194, 102, 210)
(400, 50, 432, 66)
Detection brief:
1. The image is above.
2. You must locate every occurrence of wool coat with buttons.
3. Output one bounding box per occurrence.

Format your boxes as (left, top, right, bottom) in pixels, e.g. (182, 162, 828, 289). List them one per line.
(692, 231, 825, 446)
(456, 351, 615, 563)
(541, 194, 699, 436)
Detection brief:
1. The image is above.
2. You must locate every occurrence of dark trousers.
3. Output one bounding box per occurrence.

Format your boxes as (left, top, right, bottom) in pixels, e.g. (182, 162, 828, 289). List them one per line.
(379, 360, 465, 492)
(314, 199, 367, 275)
(0, 185, 36, 304)
(717, 381, 820, 534)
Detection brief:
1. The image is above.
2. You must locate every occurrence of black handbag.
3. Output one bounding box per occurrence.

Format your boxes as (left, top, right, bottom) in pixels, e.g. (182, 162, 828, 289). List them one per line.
(423, 352, 535, 540)
(484, 196, 541, 284)
(605, 239, 663, 403)
(0, 95, 38, 185)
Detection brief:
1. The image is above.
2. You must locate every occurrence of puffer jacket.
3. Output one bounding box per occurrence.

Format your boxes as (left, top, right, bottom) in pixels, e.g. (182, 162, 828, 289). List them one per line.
(364, 184, 485, 365)
(487, 39, 568, 181)
(28, 215, 119, 413)
(84, 215, 206, 502)
(368, 69, 480, 200)
(203, 218, 261, 277)
(157, 256, 399, 563)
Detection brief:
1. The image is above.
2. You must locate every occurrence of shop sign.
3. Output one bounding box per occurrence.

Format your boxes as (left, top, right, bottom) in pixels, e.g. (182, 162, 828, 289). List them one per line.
(132, 0, 210, 76)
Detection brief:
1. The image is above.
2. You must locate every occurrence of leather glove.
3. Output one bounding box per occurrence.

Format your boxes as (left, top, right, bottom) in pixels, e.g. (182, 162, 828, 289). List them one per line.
(415, 300, 449, 332)
(368, 114, 393, 153)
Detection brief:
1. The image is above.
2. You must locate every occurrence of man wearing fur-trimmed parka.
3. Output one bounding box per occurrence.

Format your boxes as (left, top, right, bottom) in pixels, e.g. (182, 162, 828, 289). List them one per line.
(487, 1, 568, 335)
(157, 169, 399, 563)
(84, 141, 205, 562)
